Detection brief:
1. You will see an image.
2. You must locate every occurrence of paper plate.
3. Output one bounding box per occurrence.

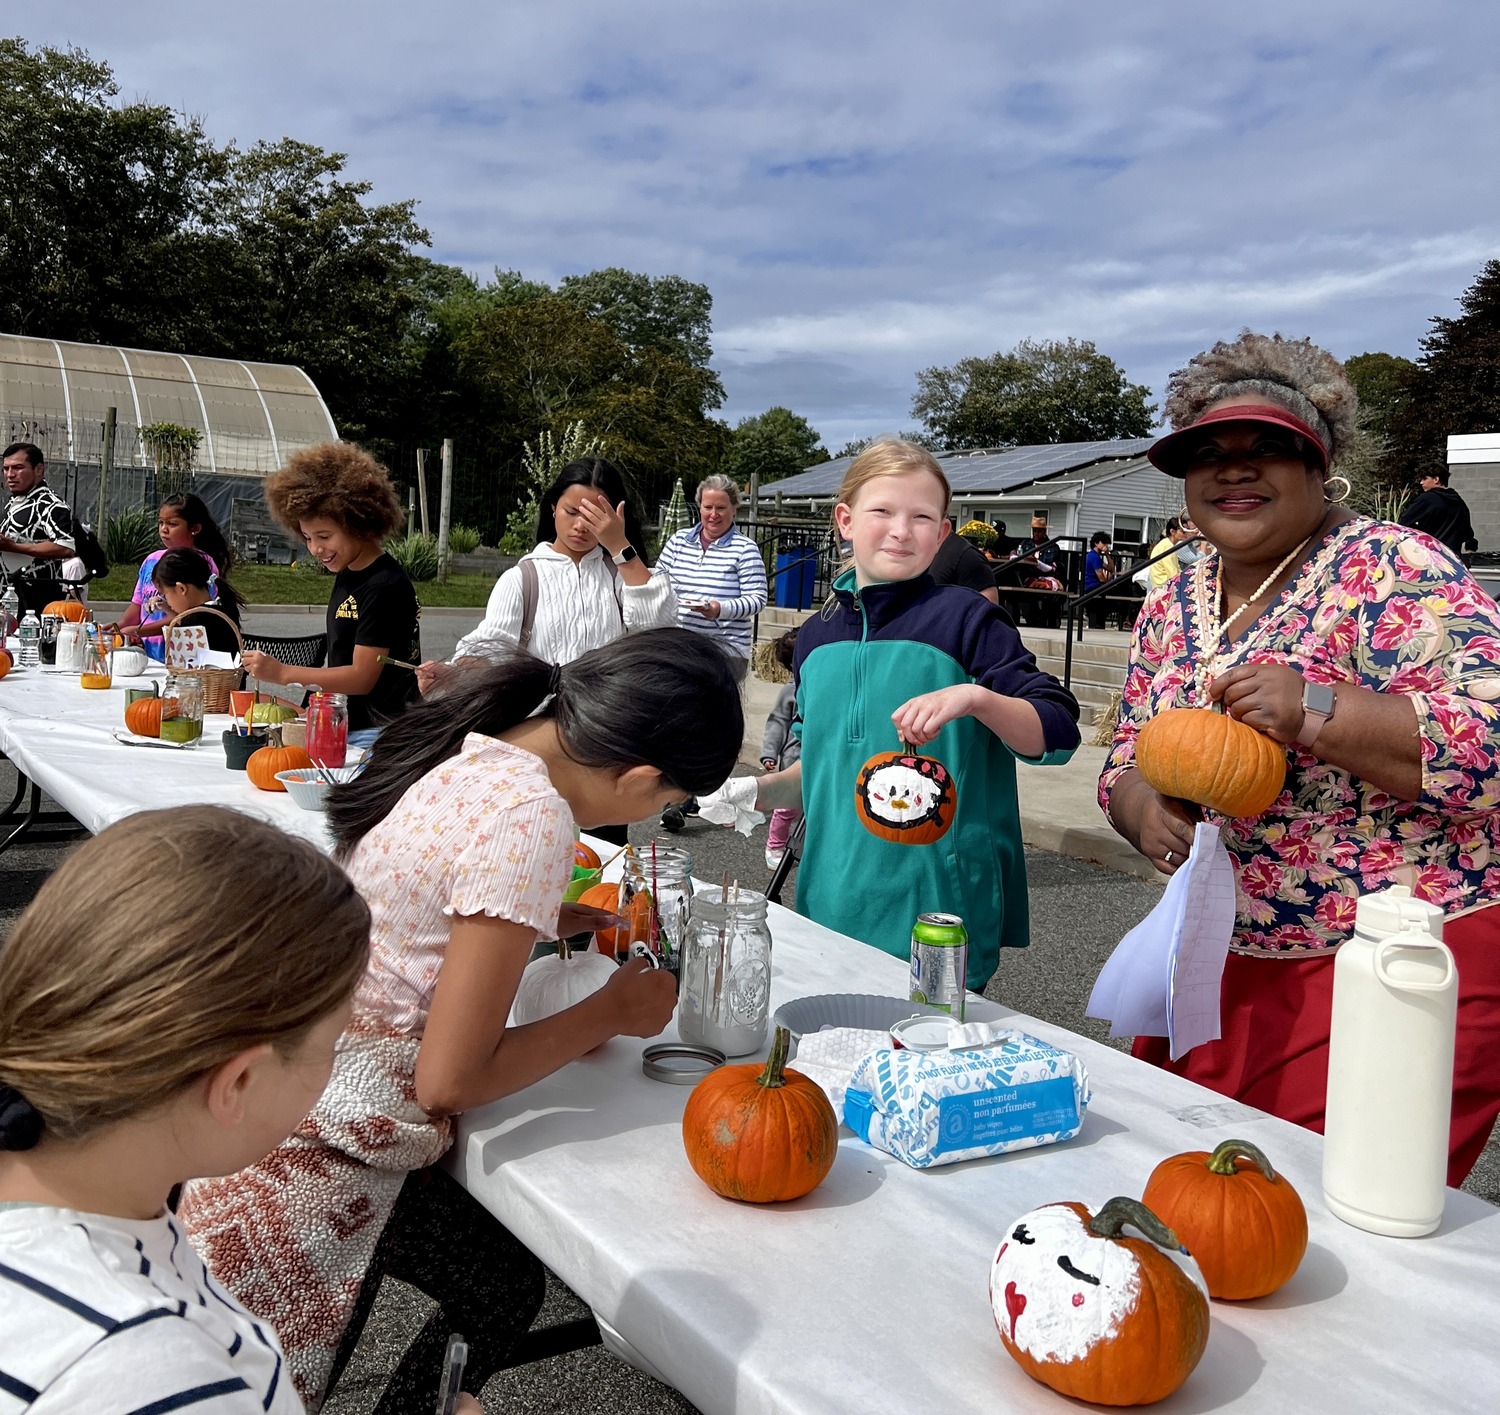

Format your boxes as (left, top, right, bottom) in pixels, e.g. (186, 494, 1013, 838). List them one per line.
(773, 993, 945, 1050)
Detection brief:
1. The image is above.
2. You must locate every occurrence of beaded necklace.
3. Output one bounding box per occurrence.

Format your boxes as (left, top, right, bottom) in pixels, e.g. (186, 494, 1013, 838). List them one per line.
(1190, 532, 1317, 704)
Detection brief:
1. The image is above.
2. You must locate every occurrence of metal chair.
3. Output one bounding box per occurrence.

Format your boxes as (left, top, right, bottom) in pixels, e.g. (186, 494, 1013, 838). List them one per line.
(240, 632, 328, 669)
(765, 813, 806, 906)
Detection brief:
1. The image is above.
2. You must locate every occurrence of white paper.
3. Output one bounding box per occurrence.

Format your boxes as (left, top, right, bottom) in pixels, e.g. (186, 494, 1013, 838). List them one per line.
(1086, 822, 1235, 1059)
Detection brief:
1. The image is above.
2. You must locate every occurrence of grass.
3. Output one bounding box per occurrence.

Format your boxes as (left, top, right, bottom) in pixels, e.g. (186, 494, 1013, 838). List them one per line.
(91, 561, 502, 608)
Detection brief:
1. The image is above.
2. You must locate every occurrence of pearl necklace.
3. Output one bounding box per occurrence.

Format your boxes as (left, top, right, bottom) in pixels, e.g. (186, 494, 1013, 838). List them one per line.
(1191, 533, 1315, 703)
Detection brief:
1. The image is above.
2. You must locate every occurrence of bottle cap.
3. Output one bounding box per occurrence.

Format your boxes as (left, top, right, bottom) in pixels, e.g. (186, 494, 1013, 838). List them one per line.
(1353, 885, 1444, 943)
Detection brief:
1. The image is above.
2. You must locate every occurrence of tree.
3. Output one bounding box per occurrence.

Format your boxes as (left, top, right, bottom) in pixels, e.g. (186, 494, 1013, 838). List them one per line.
(558, 268, 719, 374)
(1389, 261, 1500, 484)
(722, 407, 828, 485)
(1344, 352, 1417, 441)
(911, 338, 1156, 450)
(832, 437, 874, 459)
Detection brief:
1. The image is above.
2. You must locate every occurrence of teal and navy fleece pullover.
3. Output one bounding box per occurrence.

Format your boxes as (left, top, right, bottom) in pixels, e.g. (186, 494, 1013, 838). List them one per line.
(792, 570, 1080, 988)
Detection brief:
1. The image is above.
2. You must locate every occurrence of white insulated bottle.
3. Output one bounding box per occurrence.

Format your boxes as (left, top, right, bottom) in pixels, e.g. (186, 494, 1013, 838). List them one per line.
(1322, 886, 1456, 1237)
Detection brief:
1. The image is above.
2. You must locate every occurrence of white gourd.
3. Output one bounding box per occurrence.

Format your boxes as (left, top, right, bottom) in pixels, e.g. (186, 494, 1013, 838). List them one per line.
(510, 938, 617, 1025)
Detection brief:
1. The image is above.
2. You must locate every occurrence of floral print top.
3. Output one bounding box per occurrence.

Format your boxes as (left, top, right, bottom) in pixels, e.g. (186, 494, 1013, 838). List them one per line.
(1099, 517, 1500, 955)
(346, 733, 574, 1032)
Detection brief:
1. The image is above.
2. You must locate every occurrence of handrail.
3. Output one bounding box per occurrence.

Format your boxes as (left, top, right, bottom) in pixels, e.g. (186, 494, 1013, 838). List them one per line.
(1060, 537, 1201, 690)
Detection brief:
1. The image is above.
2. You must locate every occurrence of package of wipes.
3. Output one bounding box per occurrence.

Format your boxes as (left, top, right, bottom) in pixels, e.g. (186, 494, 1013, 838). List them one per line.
(842, 1028, 1091, 1169)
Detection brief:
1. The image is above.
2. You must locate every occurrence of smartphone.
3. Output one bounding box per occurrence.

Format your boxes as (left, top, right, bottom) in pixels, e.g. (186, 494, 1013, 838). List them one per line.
(435, 1333, 468, 1415)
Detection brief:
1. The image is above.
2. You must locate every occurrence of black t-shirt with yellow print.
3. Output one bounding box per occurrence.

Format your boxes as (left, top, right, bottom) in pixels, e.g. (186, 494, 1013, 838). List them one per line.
(326, 552, 421, 730)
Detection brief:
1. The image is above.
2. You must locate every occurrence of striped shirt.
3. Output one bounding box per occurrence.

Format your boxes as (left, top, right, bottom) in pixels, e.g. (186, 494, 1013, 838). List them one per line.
(654, 524, 768, 660)
(0, 1204, 301, 1414)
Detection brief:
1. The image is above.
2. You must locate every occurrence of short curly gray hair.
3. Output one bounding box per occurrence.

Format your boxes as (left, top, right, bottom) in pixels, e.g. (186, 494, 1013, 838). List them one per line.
(1163, 331, 1359, 466)
(695, 474, 741, 508)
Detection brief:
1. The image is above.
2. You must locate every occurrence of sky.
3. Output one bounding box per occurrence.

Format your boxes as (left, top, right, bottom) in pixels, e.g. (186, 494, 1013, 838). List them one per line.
(15, 2, 1500, 450)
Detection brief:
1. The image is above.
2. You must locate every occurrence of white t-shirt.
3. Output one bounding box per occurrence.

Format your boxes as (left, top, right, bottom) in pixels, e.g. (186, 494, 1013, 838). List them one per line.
(0, 1203, 303, 1414)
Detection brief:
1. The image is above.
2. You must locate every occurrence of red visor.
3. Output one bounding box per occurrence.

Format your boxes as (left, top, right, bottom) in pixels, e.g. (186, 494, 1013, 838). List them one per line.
(1148, 403, 1329, 477)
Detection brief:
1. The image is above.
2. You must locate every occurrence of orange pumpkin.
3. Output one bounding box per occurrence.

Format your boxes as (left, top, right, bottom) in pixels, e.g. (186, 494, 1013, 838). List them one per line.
(991, 1196, 1210, 1406)
(124, 696, 164, 738)
(0, 648, 11, 680)
(682, 1025, 838, 1203)
(246, 742, 314, 791)
(853, 739, 957, 845)
(574, 839, 602, 871)
(1134, 706, 1286, 818)
(575, 881, 652, 956)
(1141, 1139, 1307, 1300)
(43, 599, 88, 623)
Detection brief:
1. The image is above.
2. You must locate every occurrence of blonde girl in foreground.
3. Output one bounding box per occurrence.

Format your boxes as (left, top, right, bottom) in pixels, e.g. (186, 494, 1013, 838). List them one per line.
(0, 808, 487, 1412)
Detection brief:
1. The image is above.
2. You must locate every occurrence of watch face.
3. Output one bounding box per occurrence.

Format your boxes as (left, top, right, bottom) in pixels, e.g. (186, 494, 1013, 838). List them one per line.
(1304, 682, 1336, 717)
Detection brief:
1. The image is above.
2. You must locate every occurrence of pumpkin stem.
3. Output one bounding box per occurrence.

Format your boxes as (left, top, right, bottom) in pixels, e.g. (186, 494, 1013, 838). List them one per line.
(756, 1025, 791, 1089)
(558, 936, 573, 961)
(1088, 1196, 1188, 1253)
(1205, 1138, 1277, 1181)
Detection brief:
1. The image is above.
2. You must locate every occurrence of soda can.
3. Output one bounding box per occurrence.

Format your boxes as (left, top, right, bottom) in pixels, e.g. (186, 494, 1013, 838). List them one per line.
(909, 912, 968, 1020)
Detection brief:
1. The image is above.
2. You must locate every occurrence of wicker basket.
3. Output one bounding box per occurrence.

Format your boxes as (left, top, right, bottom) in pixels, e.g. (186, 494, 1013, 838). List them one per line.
(163, 607, 244, 714)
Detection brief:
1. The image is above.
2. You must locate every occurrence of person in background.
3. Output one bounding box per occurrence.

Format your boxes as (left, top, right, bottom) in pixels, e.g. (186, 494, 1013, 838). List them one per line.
(0, 807, 475, 1413)
(1400, 467, 1477, 560)
(111, 493, 232, 660)
(1175, 513, 1203, 569)
(241, 443, 420, 746)
(654, 474, 768, 681)
(931, 523, 1001, 605)
(1147, 515, 1189, 588)
(182, 629, 742, 1410)
(1083, 530, 1116, 628)
(760, 627, 803, 871)
(0, 441, 75, 615)
(152, 548, 245, 657)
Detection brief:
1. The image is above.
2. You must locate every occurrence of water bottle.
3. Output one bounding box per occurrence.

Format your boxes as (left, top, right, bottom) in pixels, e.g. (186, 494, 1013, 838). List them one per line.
(17, 610, 40, 668)
(1322, 886, 1457, 1237)
(0, 583, 17, 642)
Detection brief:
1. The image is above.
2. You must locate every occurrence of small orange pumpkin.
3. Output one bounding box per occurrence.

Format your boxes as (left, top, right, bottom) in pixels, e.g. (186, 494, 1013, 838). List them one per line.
(1134, 706, 1286, 818)
(1141, 1139, 1307, 1300)
(124, 696, 164, 738)
(574, 839, 602, 871)
(246, 742, 314, 791)
(43, 599, 88, 623)
(682, 1025, 838, 1203)
(0, 648, 11, 680)
(575, 881, 652, 956)
(991, 1196, 1210, 1406)
(853, 738, 957, 845)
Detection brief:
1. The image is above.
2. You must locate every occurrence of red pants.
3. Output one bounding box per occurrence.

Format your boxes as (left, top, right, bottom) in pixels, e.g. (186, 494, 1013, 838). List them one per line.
(1133, 905, 1500, 1187)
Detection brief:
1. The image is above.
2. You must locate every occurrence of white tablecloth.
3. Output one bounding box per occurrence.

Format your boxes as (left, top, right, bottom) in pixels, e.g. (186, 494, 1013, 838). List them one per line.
(0, 663, 331, 850)
(448, 850, 1500, 1415)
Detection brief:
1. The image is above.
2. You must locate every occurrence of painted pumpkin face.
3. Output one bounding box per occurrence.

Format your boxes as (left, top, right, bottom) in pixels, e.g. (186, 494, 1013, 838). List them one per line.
(990, 1200, 1209, 1407)
(854, 748, 956, 845)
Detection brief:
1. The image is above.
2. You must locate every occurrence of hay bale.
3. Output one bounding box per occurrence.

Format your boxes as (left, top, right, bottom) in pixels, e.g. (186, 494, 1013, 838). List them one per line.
(752, 640, 792, 684)
(1090, 690, 1122, 746)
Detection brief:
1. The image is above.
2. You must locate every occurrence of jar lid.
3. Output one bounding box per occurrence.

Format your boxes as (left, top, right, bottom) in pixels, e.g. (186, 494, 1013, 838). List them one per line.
(1353, 885, 1444, 942)
(641, 1042, 726, 1084)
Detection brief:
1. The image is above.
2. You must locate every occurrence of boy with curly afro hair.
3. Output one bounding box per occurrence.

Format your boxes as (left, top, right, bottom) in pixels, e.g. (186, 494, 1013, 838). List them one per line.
(240, 441, 420, 739)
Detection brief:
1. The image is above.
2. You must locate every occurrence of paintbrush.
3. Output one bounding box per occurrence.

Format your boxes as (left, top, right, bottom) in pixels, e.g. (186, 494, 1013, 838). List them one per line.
(374, 652, 422, 671)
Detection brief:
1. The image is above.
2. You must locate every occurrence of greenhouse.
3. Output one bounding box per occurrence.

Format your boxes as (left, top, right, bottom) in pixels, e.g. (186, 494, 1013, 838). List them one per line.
(0, 333, 337, 550)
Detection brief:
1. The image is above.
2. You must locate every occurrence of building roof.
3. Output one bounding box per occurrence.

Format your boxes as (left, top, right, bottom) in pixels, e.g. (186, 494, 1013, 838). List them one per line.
(756, 436, 1158, 500)
(0, 333, 337, 476)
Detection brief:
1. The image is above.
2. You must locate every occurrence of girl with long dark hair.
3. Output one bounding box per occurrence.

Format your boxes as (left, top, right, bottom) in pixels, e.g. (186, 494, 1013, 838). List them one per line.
(182, 627, 743, 1411)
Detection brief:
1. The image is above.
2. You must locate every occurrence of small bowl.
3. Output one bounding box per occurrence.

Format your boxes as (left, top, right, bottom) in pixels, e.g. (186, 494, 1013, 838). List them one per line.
(275, 769, 333, 811)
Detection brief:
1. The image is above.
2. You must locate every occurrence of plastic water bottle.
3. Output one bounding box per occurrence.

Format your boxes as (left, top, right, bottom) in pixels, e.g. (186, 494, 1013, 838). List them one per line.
(16, 610, 40, 667)
(1322, 886, 1457, 1237)
(0, 583, 17, 642)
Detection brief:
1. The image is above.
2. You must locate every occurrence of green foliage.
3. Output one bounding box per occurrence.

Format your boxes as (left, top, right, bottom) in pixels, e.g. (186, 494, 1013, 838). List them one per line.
(557, 268, 722, 392)
(521, 421, 604, 499)
(140, 421, 201, 497)
(1345, 352, 1417, 441)
(722, 407, 828, 485)
(833, 437, 874, 459)
(912, 338, 1156, 450)
(1389, 260, 1500, 486)
(104, 509, 159, 564)
(498, 503, 540, 555)
(447, 524, 481, 555)
(957, 519, 999, 550)
(384, 532, 440, 581)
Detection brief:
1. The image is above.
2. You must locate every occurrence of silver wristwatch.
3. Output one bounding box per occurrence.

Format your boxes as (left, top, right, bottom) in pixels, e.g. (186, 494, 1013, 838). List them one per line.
(1296, 679, 1336, 747)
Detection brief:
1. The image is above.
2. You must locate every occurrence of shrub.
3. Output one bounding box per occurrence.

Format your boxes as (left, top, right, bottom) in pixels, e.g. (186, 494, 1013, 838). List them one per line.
(498, 503, 539, 555)
(448, 524, 481, 555)
(385, 532, 440, 581)
(105, 509, 159, 565)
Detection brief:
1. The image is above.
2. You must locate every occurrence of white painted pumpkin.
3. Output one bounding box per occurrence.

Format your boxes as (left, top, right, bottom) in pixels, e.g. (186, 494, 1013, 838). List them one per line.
(510, 939, 618, 1025)
(989, 1197, 1209, 1407)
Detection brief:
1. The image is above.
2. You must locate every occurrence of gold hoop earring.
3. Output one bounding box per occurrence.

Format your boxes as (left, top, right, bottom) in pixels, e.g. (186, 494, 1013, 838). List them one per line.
(1324, 475, 1352, 505)
(1177, 505, 1190, 523)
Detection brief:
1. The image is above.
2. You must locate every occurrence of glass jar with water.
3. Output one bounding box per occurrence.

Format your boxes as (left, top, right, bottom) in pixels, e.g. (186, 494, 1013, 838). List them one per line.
(678, 885, 772, 1057)
(619, 846, 693, 973)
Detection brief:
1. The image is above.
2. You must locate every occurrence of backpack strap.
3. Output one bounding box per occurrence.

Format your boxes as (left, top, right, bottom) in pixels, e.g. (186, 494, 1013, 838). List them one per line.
(518, 558, 539, 652)
(603, 554, 624, 626)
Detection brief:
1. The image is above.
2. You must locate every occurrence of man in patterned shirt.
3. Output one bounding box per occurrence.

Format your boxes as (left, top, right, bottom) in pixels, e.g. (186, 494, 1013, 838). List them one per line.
(0, 442, 75, 613)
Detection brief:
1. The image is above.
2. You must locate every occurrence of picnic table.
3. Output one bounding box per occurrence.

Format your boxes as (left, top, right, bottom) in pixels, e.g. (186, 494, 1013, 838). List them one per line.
(0, 664, 1495, 1412)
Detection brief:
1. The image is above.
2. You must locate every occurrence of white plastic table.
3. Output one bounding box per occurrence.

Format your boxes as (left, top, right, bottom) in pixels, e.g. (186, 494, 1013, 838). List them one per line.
(448, 851, 1500, 1415)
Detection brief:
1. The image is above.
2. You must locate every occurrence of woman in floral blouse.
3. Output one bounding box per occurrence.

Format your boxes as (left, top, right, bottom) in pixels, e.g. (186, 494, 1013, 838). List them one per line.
(1100, 331, 1500, 1183)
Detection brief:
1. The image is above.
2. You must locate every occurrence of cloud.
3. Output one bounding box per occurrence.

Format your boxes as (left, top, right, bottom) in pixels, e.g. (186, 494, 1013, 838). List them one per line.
(17, 1, 1500, 439)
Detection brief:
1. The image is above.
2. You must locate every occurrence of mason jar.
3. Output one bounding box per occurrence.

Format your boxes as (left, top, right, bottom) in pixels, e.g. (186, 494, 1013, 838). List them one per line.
(619, 846, 693, 973)
(678, 885, 772, 1057)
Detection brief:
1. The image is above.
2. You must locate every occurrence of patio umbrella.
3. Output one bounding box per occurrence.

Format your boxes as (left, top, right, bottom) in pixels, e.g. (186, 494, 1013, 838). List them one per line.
(655, 478, 691, 554)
